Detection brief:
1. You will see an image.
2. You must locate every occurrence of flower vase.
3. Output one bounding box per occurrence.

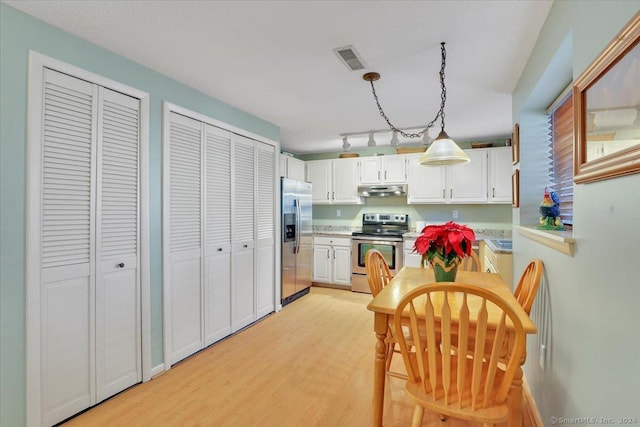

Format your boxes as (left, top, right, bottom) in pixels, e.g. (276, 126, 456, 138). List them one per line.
(429, 253, 460, 282)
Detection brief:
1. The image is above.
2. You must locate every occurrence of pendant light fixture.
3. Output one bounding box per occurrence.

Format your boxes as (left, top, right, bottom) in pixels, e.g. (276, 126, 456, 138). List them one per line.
(363, 42, 470, 166)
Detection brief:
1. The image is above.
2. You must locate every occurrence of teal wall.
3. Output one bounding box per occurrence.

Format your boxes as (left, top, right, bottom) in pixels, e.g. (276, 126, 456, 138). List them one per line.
(513, 1, 640, 423)
(0, 5, 279, 426)
(314, 199, 512, 231)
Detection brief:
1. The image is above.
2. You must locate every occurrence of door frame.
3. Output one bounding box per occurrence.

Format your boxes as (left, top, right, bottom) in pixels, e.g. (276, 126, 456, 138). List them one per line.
(161, 102, 281, 373)
(25, 51, 151, 427)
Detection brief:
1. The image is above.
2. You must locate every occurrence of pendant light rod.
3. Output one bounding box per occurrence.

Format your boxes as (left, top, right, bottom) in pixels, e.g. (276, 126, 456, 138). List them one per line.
(363, 42, 448, 139)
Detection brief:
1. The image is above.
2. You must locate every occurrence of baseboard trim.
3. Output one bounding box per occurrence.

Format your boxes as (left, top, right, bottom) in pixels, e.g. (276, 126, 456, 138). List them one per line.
(523, 376, 543, 427)
(150, 363, 166, 379)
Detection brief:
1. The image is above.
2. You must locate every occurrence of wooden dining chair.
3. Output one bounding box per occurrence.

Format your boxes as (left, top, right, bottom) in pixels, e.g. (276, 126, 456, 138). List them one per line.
(365, 249, 407, 379)
(459, 250, 481, 272)
(365, 249, 393, 297)
(394, 282, 527, 427)
(514, 259, 544, 315)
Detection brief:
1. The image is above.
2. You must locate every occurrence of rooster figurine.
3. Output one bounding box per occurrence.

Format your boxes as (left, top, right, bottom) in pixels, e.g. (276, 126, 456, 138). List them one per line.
(538, 187, 564, 230)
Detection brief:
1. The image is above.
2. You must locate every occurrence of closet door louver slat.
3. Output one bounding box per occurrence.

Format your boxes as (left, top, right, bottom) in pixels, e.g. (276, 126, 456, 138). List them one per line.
(42, 74, 94, 269)
(256, 143, 275, 241)
(169, 115, 202, 253)
(100, 89, 139, 260)
(233, 138, 255, 243)
(205, 125, 232, 249)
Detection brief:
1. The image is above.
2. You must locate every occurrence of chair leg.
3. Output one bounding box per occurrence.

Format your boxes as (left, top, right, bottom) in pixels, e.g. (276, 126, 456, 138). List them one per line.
(385, 342, 394, 371)
(411, 405, 424, 427)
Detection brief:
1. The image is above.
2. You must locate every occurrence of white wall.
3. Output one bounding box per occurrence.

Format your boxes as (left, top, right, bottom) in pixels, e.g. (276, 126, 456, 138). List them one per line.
(513, 1, 640, 422)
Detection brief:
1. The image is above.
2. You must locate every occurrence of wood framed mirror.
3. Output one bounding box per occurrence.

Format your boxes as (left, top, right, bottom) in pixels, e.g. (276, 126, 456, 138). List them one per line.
(573, 12, 640, 184)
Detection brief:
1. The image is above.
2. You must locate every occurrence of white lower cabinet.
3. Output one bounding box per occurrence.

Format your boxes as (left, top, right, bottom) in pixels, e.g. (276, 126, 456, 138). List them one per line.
(403, 238, 423, 268)
(313, 236, 351, 286)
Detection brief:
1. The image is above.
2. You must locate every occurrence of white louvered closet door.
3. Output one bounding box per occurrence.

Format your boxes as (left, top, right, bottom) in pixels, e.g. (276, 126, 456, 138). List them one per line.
(41, 69, 97, 427)
(168, 112, 203, 364)
(95, 88, 141, 402)
(39, 69, 143, 427)
(256, 142, 276, 317)
(231, 135, 256, 331)
(203, 124, 232, 345)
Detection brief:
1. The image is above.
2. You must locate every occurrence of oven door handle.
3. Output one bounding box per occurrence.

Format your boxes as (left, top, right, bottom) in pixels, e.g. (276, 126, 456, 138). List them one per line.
(351, 238, 403, 245)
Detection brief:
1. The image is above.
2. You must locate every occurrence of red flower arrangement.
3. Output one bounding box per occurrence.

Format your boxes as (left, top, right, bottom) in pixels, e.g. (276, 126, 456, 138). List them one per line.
(414, 221, 476, 266)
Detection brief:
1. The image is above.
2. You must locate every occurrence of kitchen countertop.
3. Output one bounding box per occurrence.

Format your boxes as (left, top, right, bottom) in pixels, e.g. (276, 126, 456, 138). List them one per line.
(403, 230, 512, 253)
(312, 227, 512, 253)
(484, 238, 513, 254)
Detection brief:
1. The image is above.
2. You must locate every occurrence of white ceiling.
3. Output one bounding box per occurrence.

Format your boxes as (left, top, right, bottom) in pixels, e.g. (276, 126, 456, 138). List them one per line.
(4, 0, 552, 154)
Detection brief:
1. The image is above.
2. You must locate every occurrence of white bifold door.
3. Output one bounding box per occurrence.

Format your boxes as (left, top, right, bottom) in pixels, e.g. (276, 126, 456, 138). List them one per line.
(38, 69, 142, 426)
(165, 110, 275, 366)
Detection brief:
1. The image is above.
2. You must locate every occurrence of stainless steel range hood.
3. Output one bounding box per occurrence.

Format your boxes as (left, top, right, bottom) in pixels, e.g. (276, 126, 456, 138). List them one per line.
(357, 184, 407, 197)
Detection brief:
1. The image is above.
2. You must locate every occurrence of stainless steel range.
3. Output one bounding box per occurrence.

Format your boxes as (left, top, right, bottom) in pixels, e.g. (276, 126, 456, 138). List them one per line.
(351, 213, 409, 293)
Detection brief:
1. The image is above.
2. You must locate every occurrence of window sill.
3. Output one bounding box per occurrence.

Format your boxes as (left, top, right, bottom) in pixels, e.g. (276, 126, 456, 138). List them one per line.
(516, 225, 575, 256)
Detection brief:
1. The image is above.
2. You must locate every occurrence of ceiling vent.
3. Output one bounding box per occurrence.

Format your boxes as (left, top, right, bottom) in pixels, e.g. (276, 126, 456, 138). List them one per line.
(333, 45, 368, 71)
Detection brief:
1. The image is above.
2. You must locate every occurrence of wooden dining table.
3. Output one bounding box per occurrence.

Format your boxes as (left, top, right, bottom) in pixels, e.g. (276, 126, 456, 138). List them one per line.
(366, 267, 537, 427)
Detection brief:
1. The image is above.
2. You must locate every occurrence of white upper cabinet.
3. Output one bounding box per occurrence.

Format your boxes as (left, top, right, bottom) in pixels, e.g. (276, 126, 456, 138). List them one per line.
(333, 158, 361, 203)
(407, 154, 447, 203)
(488, 147, 512, 203)
(359, 155, 407, 184)
(306, 160, 332, 204)
(447, 149, 488, 203)
(306, 158, 362, 204)
(407, 149, 489, 204)
(280, 154, 305, 182)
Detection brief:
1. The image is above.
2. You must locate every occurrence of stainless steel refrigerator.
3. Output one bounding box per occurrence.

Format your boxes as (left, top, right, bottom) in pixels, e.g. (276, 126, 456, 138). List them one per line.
(281, 178, 313, 305)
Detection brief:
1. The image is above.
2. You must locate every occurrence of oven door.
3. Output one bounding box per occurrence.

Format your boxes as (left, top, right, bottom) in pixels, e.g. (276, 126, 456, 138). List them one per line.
(351, 237, 403, 293)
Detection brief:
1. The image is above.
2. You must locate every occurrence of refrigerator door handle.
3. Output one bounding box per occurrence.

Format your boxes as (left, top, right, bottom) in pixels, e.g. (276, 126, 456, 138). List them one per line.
(294, 199, 301, 254)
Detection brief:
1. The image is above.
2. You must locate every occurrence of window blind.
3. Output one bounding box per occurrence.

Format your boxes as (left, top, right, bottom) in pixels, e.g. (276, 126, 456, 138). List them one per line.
(550, 92, 574, 226)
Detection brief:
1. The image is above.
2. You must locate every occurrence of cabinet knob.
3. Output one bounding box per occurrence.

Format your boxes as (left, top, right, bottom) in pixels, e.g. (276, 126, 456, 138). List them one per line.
(118, 262, 125, 268)
(217, 248, 223, 252)
(243, 244, 248, 248)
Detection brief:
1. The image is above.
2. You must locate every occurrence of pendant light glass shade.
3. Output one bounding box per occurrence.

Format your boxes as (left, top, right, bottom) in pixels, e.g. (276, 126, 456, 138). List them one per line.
(418, 130, 470, 166)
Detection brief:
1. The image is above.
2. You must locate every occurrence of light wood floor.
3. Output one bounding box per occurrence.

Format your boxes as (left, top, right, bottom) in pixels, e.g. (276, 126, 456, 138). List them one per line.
(62, 287, 510, 426)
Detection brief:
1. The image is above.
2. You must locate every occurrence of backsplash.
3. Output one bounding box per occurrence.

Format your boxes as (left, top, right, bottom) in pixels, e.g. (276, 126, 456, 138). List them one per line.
(312, 199, 512, 232)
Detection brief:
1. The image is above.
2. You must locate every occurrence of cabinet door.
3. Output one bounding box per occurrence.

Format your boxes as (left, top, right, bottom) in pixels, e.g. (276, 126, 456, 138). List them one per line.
(287, 157, 306, 182)
(447, 149, 488, 203)
(382, 155, 407, 184)
(407, 154, 446, 203)
(359, 157, 382, 184)
(313, 244, 331, 282)
(306, 160, 331, 204)
(203, 124, 232, 345)
(489, 148, 512, 203)
(333, 158, 361, 203)
(332, 245, 352, 285)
